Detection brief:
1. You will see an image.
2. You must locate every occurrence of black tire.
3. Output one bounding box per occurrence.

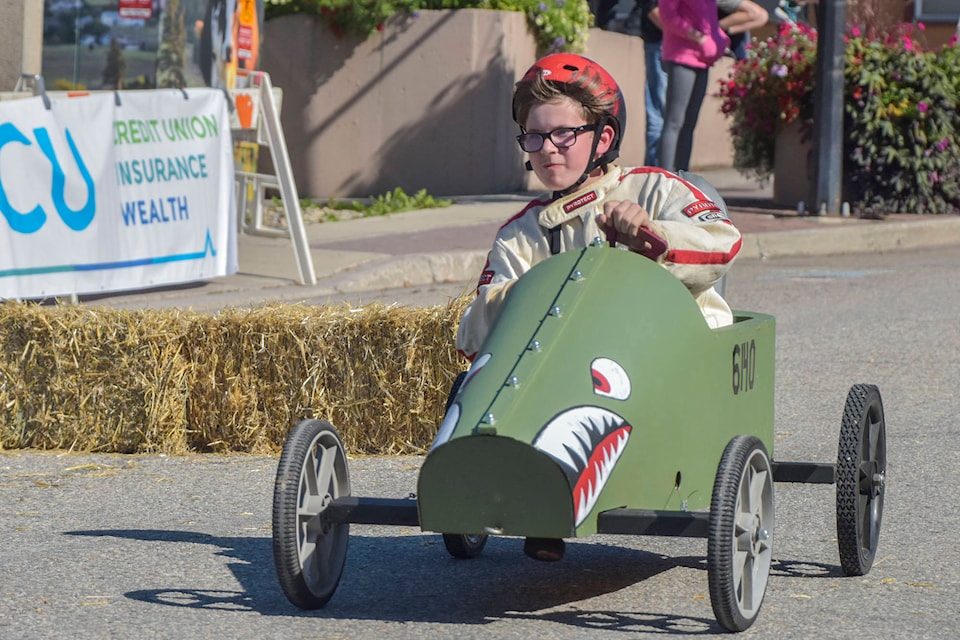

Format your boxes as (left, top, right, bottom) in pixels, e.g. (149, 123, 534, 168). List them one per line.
(272, 419, 351, 609)
(442, 533, 488, 559)
(708, 435, 775, 633)
(836, 384, 886, 576)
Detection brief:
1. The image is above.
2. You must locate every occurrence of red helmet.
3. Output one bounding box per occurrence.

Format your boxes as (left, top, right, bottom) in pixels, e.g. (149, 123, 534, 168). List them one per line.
(512, 53, 627, 168)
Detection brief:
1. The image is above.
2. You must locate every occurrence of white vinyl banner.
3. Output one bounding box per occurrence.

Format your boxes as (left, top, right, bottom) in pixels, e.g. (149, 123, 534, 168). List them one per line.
(0, 89, 237, 299)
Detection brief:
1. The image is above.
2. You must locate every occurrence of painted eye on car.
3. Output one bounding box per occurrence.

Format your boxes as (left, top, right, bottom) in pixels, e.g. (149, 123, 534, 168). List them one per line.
(591, 357, 631, 400)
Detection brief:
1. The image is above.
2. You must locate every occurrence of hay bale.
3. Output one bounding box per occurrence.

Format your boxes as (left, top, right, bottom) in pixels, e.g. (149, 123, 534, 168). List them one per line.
(0, 305, 192, 453)
(0, 296, 471, 455)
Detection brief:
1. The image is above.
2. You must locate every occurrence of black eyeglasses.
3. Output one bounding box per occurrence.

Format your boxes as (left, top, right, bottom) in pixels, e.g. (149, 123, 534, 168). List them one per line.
(516, 124, 595, 153)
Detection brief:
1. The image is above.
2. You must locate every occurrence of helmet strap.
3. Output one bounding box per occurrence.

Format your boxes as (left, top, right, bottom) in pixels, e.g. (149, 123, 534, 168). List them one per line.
(560, 119, 607, 195)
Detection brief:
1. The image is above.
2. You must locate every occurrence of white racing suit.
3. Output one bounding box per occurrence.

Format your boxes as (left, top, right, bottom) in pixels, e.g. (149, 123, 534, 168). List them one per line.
(456, 165, 743, 361)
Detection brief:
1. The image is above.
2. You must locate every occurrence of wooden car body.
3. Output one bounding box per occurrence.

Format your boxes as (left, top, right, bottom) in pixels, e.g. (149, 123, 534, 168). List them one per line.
(417, 245, 775, 538)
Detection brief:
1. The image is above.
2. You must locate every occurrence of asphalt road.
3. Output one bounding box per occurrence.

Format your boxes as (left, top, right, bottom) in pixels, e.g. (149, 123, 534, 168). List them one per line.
(2, 247, 958, 639)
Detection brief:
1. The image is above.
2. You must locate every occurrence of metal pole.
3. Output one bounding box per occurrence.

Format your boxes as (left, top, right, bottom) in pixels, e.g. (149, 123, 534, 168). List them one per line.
(812, 0, 846, 215)
(73, 2, 80, 87)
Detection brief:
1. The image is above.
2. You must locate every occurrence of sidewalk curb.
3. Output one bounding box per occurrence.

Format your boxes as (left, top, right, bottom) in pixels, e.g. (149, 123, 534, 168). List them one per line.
(325, 251, 489, 293)
(328, 217, 960, 293)
(739, 217, 960, 260)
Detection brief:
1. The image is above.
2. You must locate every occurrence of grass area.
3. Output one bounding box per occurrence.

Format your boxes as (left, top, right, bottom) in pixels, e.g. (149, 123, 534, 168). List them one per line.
(304, 188, 454, 223)
(42, 41, 206, 90)
(261, 187, 454, 226)
(42, 43, 156, 90)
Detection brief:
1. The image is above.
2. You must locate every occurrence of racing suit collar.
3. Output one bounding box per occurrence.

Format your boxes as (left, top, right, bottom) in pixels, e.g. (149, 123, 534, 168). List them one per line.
(538, 165, 624, 229)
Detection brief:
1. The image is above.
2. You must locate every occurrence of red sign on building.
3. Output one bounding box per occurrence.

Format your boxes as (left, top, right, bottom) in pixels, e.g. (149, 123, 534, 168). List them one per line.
(118, 0, 153, 20)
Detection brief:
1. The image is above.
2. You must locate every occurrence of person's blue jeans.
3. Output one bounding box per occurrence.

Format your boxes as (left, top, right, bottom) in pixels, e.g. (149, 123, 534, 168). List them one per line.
(643, 40, 668, 167)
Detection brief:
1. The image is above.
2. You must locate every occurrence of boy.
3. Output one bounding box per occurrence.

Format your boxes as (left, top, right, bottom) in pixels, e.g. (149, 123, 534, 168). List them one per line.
(455, 54, 741, 562)
(457, 53, 741, 361)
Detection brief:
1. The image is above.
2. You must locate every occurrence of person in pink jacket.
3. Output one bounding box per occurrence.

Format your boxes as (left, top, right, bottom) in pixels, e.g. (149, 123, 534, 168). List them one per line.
(657, 0, 730, 172)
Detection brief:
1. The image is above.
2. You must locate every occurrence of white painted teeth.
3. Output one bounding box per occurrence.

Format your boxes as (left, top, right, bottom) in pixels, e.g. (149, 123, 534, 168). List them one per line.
(534, 407, 625, 473)
(575, 431, 630, 525)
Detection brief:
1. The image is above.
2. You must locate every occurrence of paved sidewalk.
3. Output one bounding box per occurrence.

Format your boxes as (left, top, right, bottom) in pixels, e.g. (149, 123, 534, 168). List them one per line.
(79, 168, 960, 311)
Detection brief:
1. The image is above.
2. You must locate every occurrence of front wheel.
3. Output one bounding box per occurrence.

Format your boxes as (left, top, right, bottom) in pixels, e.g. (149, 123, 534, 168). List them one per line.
(272, 419, 351, 609)
(708, 435, 775, 633)
(836, 384, 886, 576)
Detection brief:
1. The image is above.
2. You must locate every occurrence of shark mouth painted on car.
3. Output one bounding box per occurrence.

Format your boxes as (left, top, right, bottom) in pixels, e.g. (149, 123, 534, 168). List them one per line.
(533, 406, 632, 526)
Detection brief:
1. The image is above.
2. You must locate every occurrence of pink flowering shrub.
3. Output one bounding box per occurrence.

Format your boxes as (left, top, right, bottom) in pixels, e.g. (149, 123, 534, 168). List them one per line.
(718, 22, 960, 213)
(716, 23, 817, 182)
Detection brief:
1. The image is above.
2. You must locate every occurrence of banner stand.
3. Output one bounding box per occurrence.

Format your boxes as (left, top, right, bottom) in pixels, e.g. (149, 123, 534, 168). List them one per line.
(13, 73, 50, 109)
(230, 70, 316, 286)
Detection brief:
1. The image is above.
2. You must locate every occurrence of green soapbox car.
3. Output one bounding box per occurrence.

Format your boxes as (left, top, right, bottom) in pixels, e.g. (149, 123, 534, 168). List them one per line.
(271, 243, 887, 632)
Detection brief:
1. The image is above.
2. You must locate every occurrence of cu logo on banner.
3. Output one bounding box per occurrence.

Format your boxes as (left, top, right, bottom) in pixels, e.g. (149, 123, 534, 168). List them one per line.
(0, 123, 96, 234)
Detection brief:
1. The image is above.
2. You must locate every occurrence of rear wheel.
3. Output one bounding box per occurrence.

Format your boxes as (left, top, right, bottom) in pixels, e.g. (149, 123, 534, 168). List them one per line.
(836, 384, 886, 576)
(272, 419, 351, 609)
(442, 533, 488, 559)
(439, 373, 488, 558)
(708, 435, 774, 632)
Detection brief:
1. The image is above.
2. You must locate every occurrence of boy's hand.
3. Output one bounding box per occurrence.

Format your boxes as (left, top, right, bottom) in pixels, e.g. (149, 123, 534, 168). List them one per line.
(597, 200, 666, 258)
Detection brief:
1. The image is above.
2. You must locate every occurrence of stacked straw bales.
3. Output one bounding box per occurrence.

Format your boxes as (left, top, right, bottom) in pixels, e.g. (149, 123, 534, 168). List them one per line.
(0, 297, 470, 455)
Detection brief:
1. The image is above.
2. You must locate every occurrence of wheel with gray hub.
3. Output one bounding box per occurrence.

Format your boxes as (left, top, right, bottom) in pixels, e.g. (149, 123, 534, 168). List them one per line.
(708, 435, 775, 632)
(272, 419, 351, 609)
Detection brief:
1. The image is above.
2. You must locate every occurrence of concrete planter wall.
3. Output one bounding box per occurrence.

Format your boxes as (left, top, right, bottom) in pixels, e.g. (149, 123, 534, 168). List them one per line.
(262, 9, 734, 199)
(773, 120, 815, 209)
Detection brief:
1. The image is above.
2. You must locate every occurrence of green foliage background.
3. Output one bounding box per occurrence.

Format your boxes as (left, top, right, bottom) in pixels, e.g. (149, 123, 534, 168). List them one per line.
(262, 0, 593, 54)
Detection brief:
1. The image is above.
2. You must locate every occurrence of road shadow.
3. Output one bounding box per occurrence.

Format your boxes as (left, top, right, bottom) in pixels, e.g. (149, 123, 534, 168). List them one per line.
(65, 528, 843, 633)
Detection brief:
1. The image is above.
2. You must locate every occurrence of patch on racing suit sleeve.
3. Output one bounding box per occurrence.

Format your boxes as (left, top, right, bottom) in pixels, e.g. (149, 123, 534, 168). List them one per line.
(478, 270, 494, 286)
(682, 200, 725, 218)
(697, 211, 728, 222)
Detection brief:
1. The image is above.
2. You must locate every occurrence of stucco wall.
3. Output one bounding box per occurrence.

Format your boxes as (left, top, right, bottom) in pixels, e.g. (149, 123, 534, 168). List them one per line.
(0, 0, 43, 91)
(262, 10, 536, 199)
(262, 9, 735, 199)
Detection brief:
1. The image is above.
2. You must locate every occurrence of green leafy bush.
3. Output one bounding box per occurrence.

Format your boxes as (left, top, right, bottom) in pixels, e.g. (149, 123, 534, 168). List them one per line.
(263, 0, 593, 54)
(278, 187, 453, 223)
(717, 23, 960, 214)
(328, 187, 453, 218)
(844, 27, 960, 214)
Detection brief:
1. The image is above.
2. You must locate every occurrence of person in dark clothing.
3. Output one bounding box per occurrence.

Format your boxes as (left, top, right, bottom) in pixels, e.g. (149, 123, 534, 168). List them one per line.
(637, 0, 668, 166)
(590, 0, 621, 29)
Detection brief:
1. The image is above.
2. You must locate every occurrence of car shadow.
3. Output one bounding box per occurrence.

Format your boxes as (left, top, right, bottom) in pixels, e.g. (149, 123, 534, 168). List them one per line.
(65, 528, 842, 633)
